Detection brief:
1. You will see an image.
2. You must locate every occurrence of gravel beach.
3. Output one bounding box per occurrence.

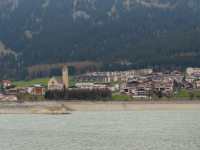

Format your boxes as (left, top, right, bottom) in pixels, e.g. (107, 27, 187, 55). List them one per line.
(1, 100, 200, 114)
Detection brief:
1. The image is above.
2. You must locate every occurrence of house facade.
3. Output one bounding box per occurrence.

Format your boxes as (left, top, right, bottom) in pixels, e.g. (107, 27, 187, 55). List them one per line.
(34, 86, 47, 95)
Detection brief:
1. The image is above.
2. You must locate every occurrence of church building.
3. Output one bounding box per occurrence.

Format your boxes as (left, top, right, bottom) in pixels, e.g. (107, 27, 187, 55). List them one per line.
(48, 66, 68, 90)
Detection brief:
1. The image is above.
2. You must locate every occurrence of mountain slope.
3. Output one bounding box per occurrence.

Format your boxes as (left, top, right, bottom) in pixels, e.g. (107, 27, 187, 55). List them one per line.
(0, 0, 200, 79)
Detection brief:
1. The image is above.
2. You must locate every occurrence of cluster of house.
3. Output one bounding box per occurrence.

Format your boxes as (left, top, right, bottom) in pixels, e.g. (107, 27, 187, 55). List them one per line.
(0, 82, 47, 101)
(8, 85, 47, 95)
(185, 67, 200, 90)
(68, 82, 118, 91)
(2, 67, 200, 101)
(119, 70, 181, 98)
(85, 69, 153, 82)
(123, 80, 174, 99)
(69, 69, 179, 99)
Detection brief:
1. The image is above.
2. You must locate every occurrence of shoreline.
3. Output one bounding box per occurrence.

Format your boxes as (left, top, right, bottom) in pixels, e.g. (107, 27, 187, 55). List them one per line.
(1, 100, 200, 114)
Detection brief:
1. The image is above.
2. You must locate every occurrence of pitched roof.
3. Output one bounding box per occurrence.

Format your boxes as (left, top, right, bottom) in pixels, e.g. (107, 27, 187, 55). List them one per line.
(9, 88, 18, 91)
(2, 80, 11, 84)
(7, 96, 15, 99)
(1, 96, 6, 99)
(124, 87, 136, 89)
(53, 76, 63, 83)
(138, 85, 146, 88)
(1, 95, 16, 99)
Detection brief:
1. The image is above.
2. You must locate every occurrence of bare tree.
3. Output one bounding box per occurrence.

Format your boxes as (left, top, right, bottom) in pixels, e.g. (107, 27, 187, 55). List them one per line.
(34, 95, 38, 101)
(29, 97, 33, 101)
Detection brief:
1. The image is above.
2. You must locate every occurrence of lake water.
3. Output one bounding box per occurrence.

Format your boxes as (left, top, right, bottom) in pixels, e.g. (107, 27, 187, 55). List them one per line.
(0, 110, 200, 150)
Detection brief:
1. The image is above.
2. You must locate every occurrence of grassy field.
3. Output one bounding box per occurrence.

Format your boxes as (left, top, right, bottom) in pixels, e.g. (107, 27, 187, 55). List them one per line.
(112, 91, 118, 94)
(178, 91, 200, 98)
(12, 76, 105, 87)
(111, 91, 200, 101)
(12, 78, 50, 86)
(24, 95, 45, 100)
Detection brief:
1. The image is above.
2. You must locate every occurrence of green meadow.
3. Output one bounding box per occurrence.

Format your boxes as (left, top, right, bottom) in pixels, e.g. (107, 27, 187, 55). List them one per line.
(12, 78, 51, 86)
(111, 91, 200, 101)
(12, 76, 104, 87)
(178, 91, 200, 98)
(24, 95, 45, 100)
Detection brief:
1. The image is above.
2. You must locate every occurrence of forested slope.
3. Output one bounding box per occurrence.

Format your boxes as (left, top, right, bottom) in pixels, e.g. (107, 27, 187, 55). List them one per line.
(0, 0, 200, 80)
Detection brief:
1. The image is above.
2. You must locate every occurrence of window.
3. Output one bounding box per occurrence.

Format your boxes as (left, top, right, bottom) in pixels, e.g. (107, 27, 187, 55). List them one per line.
(52, 82, 54, 84)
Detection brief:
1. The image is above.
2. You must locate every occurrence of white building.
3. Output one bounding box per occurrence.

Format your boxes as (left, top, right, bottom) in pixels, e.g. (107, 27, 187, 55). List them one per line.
(186, 67, 200, 75)
(75, 83, 94, 89)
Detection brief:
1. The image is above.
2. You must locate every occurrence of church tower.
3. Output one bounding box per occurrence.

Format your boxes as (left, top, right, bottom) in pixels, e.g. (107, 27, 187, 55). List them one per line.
(62, 66, 68, 88)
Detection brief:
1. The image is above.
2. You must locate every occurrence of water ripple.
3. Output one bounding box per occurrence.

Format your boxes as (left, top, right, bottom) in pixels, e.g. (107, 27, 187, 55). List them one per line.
(0, 110, 200, 150)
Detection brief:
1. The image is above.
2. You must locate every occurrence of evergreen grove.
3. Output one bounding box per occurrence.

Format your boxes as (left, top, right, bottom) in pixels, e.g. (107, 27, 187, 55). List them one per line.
(45, 88, 112, 100)
(1, 0, 200, 80)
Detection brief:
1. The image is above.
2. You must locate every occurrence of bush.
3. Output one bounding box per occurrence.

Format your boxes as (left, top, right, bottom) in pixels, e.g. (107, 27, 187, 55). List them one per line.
(6, 85, 17, 89)
(189, 92, 195, 100)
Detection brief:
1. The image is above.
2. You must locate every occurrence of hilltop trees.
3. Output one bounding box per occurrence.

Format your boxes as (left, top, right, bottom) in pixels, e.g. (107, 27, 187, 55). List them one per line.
(1, 0, 200, 79)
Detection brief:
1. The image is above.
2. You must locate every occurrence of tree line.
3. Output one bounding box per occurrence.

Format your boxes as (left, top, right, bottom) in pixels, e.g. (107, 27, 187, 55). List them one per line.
(45, 88, 112, 100)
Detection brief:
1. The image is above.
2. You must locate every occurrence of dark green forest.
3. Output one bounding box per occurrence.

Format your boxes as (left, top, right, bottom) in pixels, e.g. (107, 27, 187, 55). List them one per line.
(0, 0, 200, 80)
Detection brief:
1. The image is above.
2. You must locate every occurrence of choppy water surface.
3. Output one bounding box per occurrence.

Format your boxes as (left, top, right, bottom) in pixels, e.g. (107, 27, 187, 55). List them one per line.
(0, 110, 200, 150)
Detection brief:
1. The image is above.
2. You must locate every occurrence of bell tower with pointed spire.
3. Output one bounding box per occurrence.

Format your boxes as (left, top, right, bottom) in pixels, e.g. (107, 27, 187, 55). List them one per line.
(62, 66, 68, 88)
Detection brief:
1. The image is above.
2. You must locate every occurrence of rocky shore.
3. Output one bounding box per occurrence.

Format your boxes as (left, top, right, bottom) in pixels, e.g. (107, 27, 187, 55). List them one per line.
(0, 101, 73, 114)
(1, 100, 200, 114)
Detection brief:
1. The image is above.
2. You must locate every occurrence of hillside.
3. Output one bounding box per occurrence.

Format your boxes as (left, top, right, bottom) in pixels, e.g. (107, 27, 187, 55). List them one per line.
(0, 0, 200, 80)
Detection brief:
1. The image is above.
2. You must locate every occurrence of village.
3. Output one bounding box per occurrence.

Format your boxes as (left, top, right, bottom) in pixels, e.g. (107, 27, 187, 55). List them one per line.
(0, 67, 200, 101)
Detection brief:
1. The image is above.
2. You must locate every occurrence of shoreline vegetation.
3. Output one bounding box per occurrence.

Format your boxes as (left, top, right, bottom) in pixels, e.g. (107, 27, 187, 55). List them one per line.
(1, 100, 200, 114)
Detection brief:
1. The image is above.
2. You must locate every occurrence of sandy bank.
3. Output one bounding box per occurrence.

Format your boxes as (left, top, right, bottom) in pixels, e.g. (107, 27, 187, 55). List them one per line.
(1, 100, 200, 114)
(68, 103, 200, 111)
